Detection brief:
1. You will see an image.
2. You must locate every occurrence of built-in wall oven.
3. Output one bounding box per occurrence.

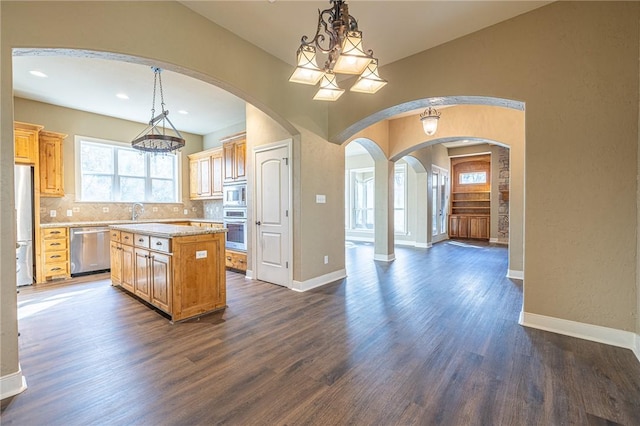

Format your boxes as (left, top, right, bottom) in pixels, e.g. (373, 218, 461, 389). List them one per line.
(223, 208, 247, 251)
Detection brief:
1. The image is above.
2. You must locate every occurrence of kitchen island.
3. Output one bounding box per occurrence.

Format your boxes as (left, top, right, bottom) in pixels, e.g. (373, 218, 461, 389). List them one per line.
(109, 223, 227, 322)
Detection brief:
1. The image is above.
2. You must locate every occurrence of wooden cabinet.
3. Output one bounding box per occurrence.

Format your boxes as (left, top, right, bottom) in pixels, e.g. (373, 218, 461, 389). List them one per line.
(449, 155, 491, 240)
(110, 231, 135, 293)
(188, 147, 223, 200)
(41, 227, 70, 280)
(469, 216, 490, 239)
(222, 132, 246, 182)
(39, 130, 67, 197)
(111, 224, 226, 321)
(225, 249, 247, 272)
(110, 240, 122, 285)
(14, 122, 43, 164)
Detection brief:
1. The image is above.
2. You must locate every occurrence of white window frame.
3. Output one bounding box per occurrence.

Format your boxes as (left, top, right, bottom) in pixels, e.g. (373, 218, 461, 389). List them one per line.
(74, 136, 182, 203)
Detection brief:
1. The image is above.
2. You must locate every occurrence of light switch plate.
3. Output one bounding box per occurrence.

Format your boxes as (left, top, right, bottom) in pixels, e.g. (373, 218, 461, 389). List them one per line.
(49, 210, 56, 217)
(196, 250, 207, 259)
(316, 194, 326, 204)
(66, 210, 73, 217)
(102, 207, 109, 213)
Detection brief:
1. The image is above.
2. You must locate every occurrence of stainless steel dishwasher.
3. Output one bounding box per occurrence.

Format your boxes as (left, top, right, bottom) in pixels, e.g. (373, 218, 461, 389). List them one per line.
(70, 227, 111, 275)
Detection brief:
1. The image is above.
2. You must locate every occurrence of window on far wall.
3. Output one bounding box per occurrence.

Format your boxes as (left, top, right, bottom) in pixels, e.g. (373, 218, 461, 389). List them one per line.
(459, 171, 486, 185)
(345, 164, 407, 234)
(77, 138, 180, 203)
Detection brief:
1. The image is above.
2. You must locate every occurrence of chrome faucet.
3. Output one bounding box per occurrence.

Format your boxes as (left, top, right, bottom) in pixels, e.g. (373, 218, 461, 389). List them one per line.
(132, 203, 144, 221)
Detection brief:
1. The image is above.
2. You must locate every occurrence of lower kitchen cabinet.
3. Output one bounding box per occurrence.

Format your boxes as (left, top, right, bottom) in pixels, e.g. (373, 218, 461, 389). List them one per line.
(225, 249, 247, 272)
(41, 227, 70, 280)
(110, 223, 226, 321)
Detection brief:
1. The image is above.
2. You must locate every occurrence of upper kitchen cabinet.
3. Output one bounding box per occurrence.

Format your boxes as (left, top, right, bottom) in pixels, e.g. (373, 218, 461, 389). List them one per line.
(222, 132, 246, 182)
(14, 122, 43, 165)
(39, 130, 67, 197)
(188, 147, 223, 200)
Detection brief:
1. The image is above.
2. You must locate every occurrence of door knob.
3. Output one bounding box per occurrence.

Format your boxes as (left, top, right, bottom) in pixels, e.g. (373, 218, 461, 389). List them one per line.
(256, 221, 261, 225)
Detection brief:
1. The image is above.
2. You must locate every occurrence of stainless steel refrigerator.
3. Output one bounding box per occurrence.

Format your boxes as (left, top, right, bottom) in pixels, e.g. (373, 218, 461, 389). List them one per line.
(15, 164, 34, 286)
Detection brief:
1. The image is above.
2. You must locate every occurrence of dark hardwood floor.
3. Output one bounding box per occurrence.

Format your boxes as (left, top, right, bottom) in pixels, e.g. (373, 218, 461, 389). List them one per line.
(2, 241, 640, 425)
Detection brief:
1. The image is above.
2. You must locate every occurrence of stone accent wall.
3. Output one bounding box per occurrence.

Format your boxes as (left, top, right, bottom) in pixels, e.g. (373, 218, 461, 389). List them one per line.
(40, 194, 204, 224)
(498, 146, 510, 243)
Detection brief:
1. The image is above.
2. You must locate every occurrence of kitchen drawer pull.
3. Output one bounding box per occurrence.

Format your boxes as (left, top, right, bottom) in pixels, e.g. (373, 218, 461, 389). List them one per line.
(227, 256, 232, 261)
(138, 238, 144, 242)
(51, 267, 62, 271)
(124, 236, 130, 240)
(51, 242, 61, 246)
(51, 231, 61, 234)
(156, 241, 163, 246)
(51, 255, 61, 258)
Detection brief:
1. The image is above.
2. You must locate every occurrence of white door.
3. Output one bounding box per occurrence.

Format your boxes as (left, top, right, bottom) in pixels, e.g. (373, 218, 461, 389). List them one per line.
(432, 166, 449, 242)
(255, 144, 290, 286)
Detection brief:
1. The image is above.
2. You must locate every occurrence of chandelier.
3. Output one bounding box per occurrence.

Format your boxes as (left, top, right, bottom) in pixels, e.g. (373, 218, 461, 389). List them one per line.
(420, 107, 441, 136)
(289, 0, 387, 101)
(132, 67, 185, 153)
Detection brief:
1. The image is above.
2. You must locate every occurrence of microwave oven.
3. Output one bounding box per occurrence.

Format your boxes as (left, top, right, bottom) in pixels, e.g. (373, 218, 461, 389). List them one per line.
(223, 182, 247, 207)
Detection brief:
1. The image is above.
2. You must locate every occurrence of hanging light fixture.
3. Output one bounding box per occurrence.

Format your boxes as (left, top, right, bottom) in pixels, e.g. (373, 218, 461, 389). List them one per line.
(289, 0, 387, 101)
(131, 67, 185, 153)
(420, 107, 441, 136)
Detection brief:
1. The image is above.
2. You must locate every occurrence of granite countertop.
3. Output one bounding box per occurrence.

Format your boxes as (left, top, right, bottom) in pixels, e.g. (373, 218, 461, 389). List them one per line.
(41, 218, 223, 228)
(109, 223, 227, 238)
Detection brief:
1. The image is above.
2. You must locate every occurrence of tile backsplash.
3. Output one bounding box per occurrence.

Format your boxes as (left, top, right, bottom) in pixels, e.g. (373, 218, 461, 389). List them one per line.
(39, 193, 208, 223)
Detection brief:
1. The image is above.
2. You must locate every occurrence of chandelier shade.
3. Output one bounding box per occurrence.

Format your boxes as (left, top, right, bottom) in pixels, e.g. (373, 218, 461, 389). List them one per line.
(313, 72, 345, 101)
(350, 59, 387, 94)
(290, 0, 386, 101)
(289, 45, 324, 85)
(333, 31, 372, 75)
(132, 67, 185, 153)
(420, 107, 441, 136)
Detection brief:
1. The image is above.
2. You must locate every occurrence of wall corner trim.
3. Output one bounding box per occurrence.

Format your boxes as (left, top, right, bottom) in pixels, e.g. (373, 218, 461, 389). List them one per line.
(0, 365, 27, 401)
(245, 269, 254, 280)
(520, 311, 640, 364)
(373, 253, 396, 262)
(291, 269, 347, 292)
(507, 269, 524, 280)
(489, 238, 499, 243)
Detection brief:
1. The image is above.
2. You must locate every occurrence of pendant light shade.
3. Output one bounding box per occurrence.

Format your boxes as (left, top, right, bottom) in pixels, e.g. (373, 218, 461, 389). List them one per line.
(420, 107, 441, 136)
(350, 59, 387, 94)
(313, 72, 345, 101)
(289, 45, 324, 85)
(333, 31, 372, 75)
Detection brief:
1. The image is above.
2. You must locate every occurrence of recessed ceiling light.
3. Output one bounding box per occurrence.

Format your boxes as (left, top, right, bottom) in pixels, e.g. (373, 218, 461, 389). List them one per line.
(116, 93, 129, 100)
(178, 110, 189, 115)
(29, 70, 48, 78)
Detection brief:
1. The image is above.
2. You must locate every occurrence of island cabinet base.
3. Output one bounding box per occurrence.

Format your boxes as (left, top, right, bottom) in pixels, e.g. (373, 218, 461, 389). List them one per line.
(171, 234, 226, 321)
(110, 224, 227, 322)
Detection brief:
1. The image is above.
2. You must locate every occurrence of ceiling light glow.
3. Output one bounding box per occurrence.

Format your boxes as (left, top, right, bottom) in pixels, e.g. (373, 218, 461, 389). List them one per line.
(116, 93, 129, 100)
(178, 110, 189, 115)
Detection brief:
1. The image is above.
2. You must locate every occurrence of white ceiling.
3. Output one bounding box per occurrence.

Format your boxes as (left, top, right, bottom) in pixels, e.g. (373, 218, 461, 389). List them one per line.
(12, 1, 550, 136)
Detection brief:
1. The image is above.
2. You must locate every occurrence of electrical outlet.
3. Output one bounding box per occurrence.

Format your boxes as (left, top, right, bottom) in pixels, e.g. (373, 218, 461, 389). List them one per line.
(316, 194, 326, 204)
(324, 255, 329, 264)
(49, 210, 56, 218)
(183, 209, 189, 215)
(102, 207, 109, 213)
(66, 210, 73, 217)
(192, 207, 197, 212)
(152, 207, 158, 212)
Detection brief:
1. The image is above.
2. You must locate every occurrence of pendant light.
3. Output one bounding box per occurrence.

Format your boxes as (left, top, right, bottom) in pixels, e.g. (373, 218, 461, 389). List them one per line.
(131, 67, 185, 153)
(420, 107, 441, 136)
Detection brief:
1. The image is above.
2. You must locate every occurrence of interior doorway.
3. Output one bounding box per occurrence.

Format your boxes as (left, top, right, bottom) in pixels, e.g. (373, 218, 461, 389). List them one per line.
(431, 165, 449, 243)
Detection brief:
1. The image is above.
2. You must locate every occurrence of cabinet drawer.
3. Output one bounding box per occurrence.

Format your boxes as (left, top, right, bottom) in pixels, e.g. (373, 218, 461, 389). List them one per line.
(44, 238, 67, 251)
(43, 227, 67, 239)
(110, 230, 121, 242)
(150, 237, 171, 253)
(134, 234, 150, 248)
(121, 232, 134, 245)
(44, 250, 68, 263)
(225, 250, 247, 271)
(43, 262, 69, 276)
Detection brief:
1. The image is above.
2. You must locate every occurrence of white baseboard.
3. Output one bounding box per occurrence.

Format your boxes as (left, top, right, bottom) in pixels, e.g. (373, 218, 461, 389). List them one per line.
(291, 269, 347, 292)
(414, 242, 431, 249)
(245, 269, 253, 280)
(489, 237, 498, 243)
(1, 365, 27, 400)
(520, 311, 640, 363)
(395, 239, 416, 247)
(345, 236, 374, 243)
(507, 269, 524, 280)
(373, 253, 396, 262)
